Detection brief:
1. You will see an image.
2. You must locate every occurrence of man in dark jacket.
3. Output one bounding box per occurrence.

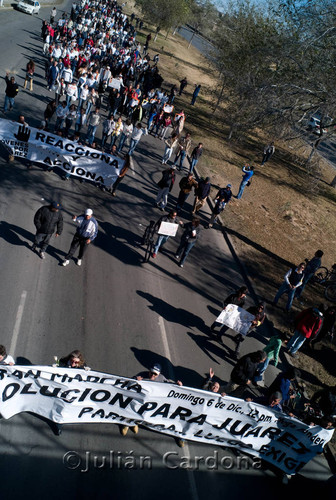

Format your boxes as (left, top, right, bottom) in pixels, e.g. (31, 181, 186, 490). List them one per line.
(225, 350, 267, 396)
(175, 217, 201, 268)
(155, 166, 176, 210)
(4, 73, 19, 112)
(176, 173, 198, 213)
(32, 201, 63, 259)
(192, 177, 211, 213)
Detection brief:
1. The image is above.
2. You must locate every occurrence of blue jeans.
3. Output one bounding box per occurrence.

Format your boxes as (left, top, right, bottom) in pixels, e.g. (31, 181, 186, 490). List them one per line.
(101, 132, 111, 149)
(154, 235, 169, 254)
(254, 357, 270, 382)
(4, 96, 15, 111)
(117, 132, 127, 152)
(176, 240, 196, 265)
(287, 330, 306, 354)
(237, 180, 248, 199)
(87, 125, 97, 145)
(295, 272, 314, 299)
(128, 138, 139, 156)
(174, 150, 186, 170)
(189, 158, 198, 173)
(273, 282, 295, 311)
(162, 146, 173, 163)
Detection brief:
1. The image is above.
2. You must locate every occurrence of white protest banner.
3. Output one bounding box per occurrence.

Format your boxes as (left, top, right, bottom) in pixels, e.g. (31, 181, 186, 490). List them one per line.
(215, 304, 255, 335)
(158, 222, 179, 237)
(0, 365, 333, 475)
(0, 118, 123, 186)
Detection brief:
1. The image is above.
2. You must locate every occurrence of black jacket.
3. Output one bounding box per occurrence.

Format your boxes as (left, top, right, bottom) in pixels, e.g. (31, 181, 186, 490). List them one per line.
(5, 76, 19, 98)
(231, 354, 260, 385)
(195, 179, 211, 199)
(157, 169, 175, 191)
(34, 206, 63, 235)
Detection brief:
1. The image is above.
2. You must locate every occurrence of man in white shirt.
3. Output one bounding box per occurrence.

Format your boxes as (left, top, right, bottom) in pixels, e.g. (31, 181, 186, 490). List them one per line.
(62, 67, 73, 83)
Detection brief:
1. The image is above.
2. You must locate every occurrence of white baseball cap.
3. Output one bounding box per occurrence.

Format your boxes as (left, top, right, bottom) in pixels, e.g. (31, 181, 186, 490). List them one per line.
(85, 209, 93, 216)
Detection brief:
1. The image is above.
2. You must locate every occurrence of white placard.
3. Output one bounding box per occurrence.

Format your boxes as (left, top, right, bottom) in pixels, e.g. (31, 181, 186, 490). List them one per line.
(109, 78, 121, 90)
(215, 304, 255, 335)
(157, 221, 179, 236)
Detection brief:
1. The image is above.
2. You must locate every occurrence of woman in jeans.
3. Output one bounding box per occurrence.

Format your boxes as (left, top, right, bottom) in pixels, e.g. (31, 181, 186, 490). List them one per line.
(162, 132, 178, 164)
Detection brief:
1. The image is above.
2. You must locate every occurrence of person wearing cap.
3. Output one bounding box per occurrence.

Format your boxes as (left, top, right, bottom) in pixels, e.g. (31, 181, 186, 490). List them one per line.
(120, 363, 182, 437)
(286, 306, 323, 357)
(62, 209, 98, 267)
(192, 176, 211, 213)
(32, 202, 63, 259)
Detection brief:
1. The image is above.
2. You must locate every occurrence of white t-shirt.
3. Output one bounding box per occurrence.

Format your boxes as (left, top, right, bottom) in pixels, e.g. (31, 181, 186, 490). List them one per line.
(0, 355, 14, 365)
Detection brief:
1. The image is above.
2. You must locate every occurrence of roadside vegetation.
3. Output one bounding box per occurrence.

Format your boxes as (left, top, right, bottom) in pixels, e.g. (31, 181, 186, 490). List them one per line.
(126, 0, 336, 429)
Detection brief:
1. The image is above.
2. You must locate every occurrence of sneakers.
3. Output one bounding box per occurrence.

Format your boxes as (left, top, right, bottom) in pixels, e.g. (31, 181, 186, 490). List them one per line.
(39, 251, 46, 259)
(152, 253, 157, 258)
(121, 426, 129, 436)
(76, 259, 82, 266)
(112, 192, 116, 197)
(179, 263, 184, 268)
(31, 244, 37, 252)
(131, 425, 139, 434)
(175, 255, 180, 259)
(62, 260, 70, 266)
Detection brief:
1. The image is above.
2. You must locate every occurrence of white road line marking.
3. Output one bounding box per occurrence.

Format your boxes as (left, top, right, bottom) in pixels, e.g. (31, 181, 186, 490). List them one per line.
(130, 159, 136, 176)
(158, 315, 200, 500)
(10, 291, 27, 356)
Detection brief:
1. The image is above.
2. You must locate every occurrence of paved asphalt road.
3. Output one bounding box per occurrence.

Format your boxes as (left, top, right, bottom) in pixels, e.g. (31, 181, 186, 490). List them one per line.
(0, 4, 335, 500)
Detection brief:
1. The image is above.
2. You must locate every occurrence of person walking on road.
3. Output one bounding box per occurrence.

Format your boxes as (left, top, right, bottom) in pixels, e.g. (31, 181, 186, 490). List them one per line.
(62, 209, 98, 267)
(32, 201, 63, 259)
(155, 166, 176, 211)
(24, 60, 35, 92)
(189, 143, 203, 173)
(175, 217, 201, 268)
(225, 350, 267, 397)
(3, 73, 19, 112)
(192, 176, 211, 214)
(176, 172, 198, 213)
(236, 163, 254, 199)
(173, 133, 192, 171)
(152, 210, 182, 258)
(210, 286, 248, 338)
(110, 154, 131, 196)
